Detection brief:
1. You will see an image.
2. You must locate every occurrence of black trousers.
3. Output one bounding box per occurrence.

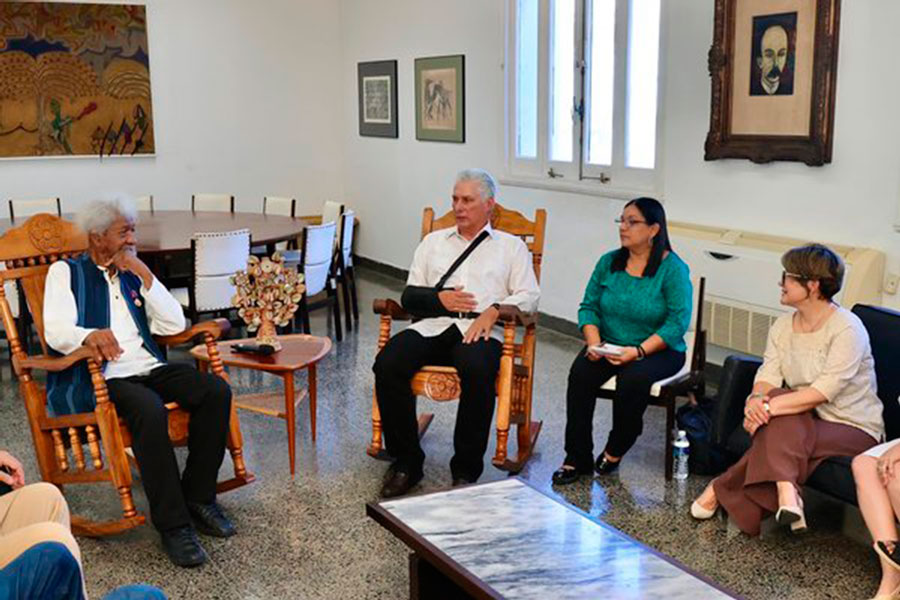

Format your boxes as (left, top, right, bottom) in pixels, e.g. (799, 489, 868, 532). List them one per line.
(105, 363, 232, 532)
(564, 348, 684, 470)
(373, 326, 502, 481)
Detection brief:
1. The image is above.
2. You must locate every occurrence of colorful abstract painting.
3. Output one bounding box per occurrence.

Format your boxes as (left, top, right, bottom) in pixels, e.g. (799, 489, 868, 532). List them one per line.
(0, 2, 154, 158)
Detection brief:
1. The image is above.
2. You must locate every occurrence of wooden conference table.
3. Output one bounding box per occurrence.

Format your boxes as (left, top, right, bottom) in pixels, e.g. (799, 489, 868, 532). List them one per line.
(0, 210, 317, 254)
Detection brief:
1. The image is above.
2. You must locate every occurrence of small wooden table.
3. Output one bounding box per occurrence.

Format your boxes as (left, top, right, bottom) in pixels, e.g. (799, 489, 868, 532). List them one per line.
(190, 334, 332, 477)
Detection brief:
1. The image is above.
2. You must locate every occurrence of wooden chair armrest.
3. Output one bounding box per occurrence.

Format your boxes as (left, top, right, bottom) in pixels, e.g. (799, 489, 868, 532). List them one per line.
(497, 305, 537, 328)
(155, 318, 230, 347)
(373, 299, 412, 321)
(14, 346, 94, 373)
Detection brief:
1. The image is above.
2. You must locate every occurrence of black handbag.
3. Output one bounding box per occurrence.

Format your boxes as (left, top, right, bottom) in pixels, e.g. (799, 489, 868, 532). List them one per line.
(401, 230, 490, 319)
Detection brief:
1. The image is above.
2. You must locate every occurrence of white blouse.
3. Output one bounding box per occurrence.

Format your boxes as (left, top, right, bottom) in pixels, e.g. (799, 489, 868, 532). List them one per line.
(755, 306, 884, 441)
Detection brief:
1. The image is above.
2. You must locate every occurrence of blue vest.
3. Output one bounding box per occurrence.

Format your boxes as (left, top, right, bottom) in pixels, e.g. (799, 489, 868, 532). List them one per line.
(46, 254, 165, 416)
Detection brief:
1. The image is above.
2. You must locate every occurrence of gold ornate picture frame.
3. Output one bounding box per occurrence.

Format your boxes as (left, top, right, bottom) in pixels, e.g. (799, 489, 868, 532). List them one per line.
(704, 0, 840, 166)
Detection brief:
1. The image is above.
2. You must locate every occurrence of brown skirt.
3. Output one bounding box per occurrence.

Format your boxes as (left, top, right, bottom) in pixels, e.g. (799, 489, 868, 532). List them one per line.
(713, 411, 877, 536)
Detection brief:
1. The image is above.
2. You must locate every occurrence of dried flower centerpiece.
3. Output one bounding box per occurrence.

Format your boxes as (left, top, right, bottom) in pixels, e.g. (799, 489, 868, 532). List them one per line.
(230, 253, 305, 351)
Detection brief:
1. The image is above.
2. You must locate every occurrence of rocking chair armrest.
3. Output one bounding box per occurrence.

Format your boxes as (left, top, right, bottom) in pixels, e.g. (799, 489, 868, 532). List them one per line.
(373, 299, 412, 321)
(496, 305, 537, 328)
(155, 318, 230, 347)
(13, 346, 95, 374)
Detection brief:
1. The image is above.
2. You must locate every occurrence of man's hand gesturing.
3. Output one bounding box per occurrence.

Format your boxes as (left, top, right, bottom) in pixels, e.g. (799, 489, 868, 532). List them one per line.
(83, 329, 123, 363)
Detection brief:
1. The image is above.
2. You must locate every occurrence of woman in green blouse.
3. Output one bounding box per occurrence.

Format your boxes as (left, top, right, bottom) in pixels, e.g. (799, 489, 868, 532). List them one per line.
(553, 197, 693, 485)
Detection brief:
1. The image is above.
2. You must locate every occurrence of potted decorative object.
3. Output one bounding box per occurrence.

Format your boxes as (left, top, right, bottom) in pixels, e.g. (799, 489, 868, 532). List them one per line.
(230, 253, 305, 351)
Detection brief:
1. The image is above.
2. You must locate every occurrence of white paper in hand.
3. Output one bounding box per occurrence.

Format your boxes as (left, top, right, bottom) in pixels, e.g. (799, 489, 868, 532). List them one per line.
(588, 343, 625, 357)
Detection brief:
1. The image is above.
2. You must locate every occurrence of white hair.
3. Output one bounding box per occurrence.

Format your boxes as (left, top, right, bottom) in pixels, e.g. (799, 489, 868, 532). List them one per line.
(455, 168, 498, 202)
(77, 195, 138, 235)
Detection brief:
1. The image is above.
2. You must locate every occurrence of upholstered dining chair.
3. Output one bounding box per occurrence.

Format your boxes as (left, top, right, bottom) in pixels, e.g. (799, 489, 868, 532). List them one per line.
(367, 204, 547, 473)
(191, 194, 234, 213)
(283, 221, 341, 341)
(0, 214, 254, 537)
(8, 197, 61, 221)
(254, 196, 298, 255)
(171, 229, 251, 326)
(134, 195, 154, 212)
(334, 209, 359, 331)
(595, 276, 707, 480)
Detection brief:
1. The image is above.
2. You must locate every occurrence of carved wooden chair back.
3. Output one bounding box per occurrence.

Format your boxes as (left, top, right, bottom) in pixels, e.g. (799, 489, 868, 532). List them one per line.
(422, 203, 547, 282)
(0, 214, 89, 356)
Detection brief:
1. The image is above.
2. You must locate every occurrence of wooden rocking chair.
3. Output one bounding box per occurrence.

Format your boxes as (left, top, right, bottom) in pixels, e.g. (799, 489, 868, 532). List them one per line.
(0, 214, 255, 537)
(367, 204, 547, 472)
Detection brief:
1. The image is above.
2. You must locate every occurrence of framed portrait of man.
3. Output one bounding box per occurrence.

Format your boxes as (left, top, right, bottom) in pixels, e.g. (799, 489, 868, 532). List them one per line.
(705, 0, 841, 166)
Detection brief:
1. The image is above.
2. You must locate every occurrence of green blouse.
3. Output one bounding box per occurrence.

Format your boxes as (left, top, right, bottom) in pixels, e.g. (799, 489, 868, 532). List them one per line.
(577, 250, 693, 352)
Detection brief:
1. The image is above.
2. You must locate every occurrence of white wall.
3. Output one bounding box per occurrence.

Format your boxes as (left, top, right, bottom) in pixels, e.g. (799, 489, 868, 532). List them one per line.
(339, 0, 900, 319)
(1, 0, 345, 216)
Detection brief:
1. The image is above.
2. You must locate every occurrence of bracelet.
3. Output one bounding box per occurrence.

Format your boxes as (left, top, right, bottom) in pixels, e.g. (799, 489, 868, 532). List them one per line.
(635, 345, 646, 360)
(747, 392, 765, 402)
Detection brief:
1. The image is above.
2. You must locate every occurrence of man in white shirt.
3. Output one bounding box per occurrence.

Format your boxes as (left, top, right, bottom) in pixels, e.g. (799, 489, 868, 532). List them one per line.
(373, 169, 540, 497)
(43, 197, 234, 568)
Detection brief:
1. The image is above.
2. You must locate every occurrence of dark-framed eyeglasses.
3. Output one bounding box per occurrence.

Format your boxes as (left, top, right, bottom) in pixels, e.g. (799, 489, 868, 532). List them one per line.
(780, 271, 808, 286)
(614, 217, 648, 229)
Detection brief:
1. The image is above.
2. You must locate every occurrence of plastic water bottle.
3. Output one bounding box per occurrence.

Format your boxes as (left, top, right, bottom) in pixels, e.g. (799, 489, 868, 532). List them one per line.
(673, 430, 690, 480)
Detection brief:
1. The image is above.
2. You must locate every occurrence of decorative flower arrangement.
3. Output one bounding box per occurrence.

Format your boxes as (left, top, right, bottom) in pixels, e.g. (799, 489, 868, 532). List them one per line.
(230, 253, 305, 351)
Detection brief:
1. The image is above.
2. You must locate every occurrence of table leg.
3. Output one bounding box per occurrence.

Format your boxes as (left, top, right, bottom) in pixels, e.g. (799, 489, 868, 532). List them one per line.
(285, 372, 296, 478)
(308, 365, 317, 443)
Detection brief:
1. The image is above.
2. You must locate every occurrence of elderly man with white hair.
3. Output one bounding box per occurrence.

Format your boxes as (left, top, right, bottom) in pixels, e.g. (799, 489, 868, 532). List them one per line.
(42, 197, 235, 568)
(373, 169, 541, 498)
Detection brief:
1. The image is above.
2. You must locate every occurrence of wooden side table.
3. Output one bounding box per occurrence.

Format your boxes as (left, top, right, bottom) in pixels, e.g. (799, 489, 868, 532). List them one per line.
(190, 334, 332, 477)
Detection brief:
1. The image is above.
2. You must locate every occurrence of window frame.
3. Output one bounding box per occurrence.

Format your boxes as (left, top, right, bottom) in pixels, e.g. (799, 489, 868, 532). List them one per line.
(504, 0, 667, 197)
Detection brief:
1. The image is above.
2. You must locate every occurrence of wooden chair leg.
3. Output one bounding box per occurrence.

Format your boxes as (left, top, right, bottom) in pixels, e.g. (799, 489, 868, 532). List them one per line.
(340, 270, 353, 332)
(348, 265, 360, 322)
(327, 281, 342, 341)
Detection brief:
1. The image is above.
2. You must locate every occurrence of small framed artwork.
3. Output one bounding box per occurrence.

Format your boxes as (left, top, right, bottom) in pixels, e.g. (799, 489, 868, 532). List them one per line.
(705, 0, 841, 166)
(414, 54, 465, 143)
(358, 60, 398, 138)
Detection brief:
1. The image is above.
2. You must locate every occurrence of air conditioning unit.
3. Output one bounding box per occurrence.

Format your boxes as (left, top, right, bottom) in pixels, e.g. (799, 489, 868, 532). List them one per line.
(669, 222, 885, 359)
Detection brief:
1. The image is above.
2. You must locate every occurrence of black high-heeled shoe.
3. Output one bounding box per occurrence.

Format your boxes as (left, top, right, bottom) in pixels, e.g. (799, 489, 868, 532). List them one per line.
(595, 454, 621, 475)
(551, 465, 590, 485)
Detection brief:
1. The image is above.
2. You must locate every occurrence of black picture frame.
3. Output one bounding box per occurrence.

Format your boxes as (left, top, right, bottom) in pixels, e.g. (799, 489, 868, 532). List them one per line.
(358, 60, 398, 138)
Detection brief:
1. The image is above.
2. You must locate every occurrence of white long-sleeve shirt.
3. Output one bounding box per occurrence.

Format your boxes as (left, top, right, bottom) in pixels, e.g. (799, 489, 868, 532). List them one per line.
(44, 261, 186, 380)
(405, 223, 541, 341)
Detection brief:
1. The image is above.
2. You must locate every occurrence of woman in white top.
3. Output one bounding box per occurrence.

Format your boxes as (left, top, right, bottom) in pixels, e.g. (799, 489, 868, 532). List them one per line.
(853, 429, 900, 599)
(690, 244, 882, 538)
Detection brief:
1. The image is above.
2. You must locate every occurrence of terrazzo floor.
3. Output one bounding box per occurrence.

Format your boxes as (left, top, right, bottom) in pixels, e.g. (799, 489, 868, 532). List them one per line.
(0, 267, 882, 599)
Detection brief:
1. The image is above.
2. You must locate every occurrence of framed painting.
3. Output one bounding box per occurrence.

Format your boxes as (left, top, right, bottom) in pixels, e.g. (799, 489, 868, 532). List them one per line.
(414, 54, 465, 143)
(0, 2, 155, 159)
(704, 0, 840, 166)
(358, 60, 398, 138)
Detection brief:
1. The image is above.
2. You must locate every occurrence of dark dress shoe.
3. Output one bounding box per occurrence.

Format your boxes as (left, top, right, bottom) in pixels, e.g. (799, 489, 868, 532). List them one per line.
(552, 465, 591, 485)
(161, 525, 208, 568)
(595, 455, 621, 475)
(187, 501, 236, 538)
(381, 469, 423, 498)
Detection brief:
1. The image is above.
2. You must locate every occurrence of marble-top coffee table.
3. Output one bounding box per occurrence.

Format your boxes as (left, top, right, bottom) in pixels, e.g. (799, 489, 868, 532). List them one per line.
(367, 478, 741, 600)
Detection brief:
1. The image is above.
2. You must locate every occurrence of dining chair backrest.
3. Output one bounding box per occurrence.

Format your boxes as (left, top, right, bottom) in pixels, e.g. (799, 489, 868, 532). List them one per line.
(192, 194, 234, 213)
(263, 196, 296, 217)
(322, 201, 343, 251)
(9, 197, 61, 221)
(191, 229, 250, 312)
(0, 268, 18, 320)
(135, 195, 154, 212)
(340, 209, 355, 268)
(302, 222, 337, 297)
